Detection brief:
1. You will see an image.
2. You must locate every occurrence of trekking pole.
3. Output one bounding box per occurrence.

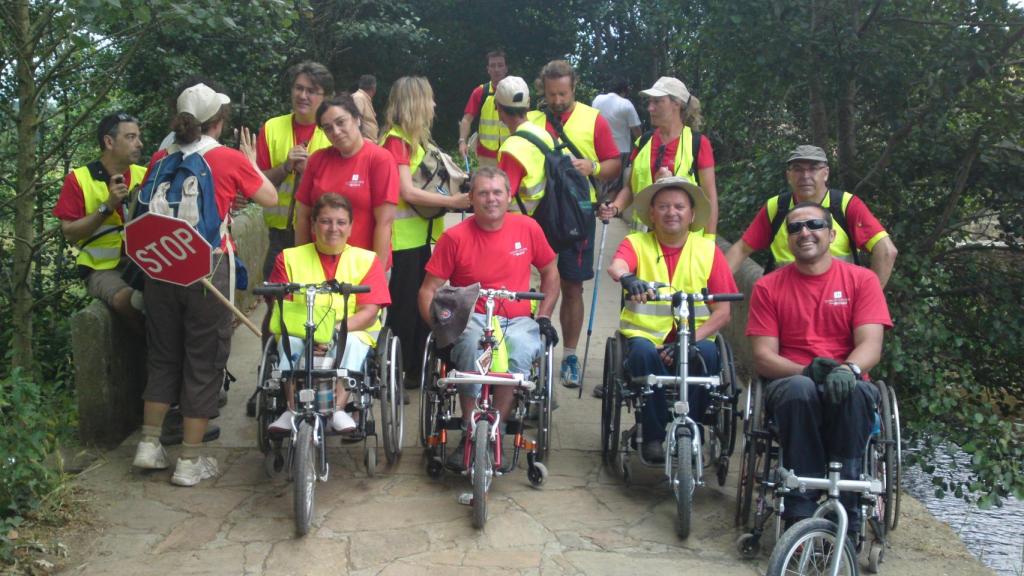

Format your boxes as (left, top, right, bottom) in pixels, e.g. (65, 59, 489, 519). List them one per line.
(579, 213, 609, 399)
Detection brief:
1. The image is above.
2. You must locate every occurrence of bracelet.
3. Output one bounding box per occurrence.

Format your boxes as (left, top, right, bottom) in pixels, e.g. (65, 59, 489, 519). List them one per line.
(458, 138, 467, 143)
(592, 160, 601, 176)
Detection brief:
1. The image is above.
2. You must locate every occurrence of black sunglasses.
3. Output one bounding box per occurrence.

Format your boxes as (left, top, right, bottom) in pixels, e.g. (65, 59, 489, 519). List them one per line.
(786, 218, 831, 234)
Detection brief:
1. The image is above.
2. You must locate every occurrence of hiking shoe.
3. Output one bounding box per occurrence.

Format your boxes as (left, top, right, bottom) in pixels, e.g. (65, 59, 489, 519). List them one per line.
(171, 456, 219, 487)
(560, 355, 580, 388)
(132, 439, 169, 470)
(269, 410, 294, 434)
(446, 436, 467, 471)
(331, 410, 357, 433)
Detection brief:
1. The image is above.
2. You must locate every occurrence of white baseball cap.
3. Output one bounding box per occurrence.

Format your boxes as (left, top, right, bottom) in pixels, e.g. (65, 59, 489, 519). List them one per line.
(640, 76, 691, 102)
(177, 83, 231, 123)
(494, 76, 530, 109)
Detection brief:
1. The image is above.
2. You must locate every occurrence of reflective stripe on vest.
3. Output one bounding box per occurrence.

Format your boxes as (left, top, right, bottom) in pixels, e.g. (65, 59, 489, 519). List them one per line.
(499, 122, 552, 215)
(477, 82, 509, 151)
(262, 114, 331, 230)
(274, 243, 382, 346)
(528, 104, 602, 202)
(630, 127, 695, 227)
(619, 231, 715, 345)
(73, 164, 147, 270)
(384, 128, 443, 251)
(766, 191, 856, 266)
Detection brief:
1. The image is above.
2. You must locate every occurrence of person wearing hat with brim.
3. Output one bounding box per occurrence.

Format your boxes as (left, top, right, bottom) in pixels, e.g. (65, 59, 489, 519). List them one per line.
(132, 82, 278, 487)
(598, 76, 719, 237)
(602, 176, 738, 462)
(418, 165, 561, 471)
(725, 144, 897, 288)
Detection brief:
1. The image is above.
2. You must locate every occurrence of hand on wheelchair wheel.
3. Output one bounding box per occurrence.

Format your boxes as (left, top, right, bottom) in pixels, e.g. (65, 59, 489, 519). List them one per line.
(802, 356, 839, 384)
(537, 317, 559, 347)
(823, 366, 857, 406)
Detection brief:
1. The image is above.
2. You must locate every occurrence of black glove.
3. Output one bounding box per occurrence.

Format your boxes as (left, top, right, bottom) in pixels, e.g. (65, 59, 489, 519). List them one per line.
(823, 365, 858, 406)
(537, 317, 559, 347)
(802, 357, 840, 384)
(619, 273, 646, 299)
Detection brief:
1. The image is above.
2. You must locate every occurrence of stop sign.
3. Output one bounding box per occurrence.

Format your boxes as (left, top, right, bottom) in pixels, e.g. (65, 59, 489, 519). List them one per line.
(124, 213, 212, 286)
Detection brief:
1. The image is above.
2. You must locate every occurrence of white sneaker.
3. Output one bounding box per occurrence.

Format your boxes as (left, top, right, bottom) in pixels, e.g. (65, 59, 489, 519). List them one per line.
(171, 456, 219, 487)
(132, 439, 168, 470)
(269, 410, 294, 433)
(331, 410, 357, 433)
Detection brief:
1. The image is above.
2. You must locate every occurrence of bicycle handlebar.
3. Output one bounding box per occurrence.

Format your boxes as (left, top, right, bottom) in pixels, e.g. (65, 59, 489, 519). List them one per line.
(643, 282, 745, 304)
(476, 288, 546, 301)
(253, 280, 371, 298)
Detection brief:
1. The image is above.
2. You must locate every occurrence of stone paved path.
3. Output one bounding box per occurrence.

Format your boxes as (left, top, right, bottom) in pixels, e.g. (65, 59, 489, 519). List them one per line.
(62, 218, 992, 575)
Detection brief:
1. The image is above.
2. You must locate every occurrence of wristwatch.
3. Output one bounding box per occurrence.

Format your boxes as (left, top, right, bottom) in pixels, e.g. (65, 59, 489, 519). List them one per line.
(96, 203, 112, 217)
(844, 362, 862, 378)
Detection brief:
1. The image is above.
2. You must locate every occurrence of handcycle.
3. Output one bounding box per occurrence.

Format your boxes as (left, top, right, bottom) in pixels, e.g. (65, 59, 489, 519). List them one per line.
(735, 375, 902, 573)
(252, 279, 403, 536)
(419, 288, 553, 529)
(600, 282, 744, 538)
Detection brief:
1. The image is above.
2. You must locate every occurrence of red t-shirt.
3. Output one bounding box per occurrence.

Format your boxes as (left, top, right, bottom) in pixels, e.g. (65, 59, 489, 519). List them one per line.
(613, 237, 738, 294)
(268, 246, 391, 307)
(295, 142, 399, 251)
(463, 84, 498, 159)
(540, 108, 621, 163)
(746, 259, 892, 366)
(381, 136, 411, 166)
(147, 146, 265, 218)
(740, 194, 886, 252)
(627, 131, 715, 172)
(425, 213, 556, 317)
(52, 163, 141, 221)
(256, 118, 317, 171)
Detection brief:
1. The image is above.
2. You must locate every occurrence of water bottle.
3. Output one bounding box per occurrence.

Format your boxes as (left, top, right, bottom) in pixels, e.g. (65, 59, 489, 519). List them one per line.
(316, 381, 334, 413)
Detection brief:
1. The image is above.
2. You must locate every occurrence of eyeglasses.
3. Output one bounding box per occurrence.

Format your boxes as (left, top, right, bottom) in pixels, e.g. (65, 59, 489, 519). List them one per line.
(115, 113, 138, 123)
(292, 84, 324, 97)
(787, 164, 826, 175)
(786, 218, 831, 234)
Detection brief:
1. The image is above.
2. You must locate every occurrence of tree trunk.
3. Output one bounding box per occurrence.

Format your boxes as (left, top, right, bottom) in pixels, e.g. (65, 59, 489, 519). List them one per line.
(11, 0, 37, 370)
(837, 77, 857, 190)
(808, 1, 829, 147)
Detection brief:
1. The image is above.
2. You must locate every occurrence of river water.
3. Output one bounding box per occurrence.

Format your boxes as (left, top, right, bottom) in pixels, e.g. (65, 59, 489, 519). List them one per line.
(903, 445, 1024, 575)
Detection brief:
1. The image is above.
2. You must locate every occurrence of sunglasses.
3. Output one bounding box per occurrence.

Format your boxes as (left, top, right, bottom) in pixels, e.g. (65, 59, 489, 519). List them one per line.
(786, 218, 831, 234)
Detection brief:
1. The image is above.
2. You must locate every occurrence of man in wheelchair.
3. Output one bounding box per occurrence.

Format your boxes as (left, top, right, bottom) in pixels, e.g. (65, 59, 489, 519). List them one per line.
(265, 193, 391, 434)
(418, 166, 561, 469)
(607, 176, 737, 463)
(746, 201, 892, 534)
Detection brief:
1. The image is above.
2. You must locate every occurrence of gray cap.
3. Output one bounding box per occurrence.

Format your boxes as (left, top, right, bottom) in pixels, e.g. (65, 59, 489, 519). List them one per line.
(430, 283, 481, 349)
(786, 145, 828, 164)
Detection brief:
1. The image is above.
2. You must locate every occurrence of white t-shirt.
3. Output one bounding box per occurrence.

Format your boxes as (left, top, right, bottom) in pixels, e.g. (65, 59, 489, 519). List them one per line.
(592, 92, 641, 154)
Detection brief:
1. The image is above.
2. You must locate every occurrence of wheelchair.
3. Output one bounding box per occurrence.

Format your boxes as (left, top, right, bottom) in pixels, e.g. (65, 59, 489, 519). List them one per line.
(418, 290, 555, 528)
(734, 376, 902, 573)
(252, 281, 403, 534)
(599, 284, 744, 539)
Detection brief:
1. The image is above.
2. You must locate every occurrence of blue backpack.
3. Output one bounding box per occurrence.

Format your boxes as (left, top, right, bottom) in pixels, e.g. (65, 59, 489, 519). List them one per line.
(135, 139, 223, 249)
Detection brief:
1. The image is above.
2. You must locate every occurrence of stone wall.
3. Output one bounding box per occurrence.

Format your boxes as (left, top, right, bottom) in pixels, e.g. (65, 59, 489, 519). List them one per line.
(72, 205, 269, 445)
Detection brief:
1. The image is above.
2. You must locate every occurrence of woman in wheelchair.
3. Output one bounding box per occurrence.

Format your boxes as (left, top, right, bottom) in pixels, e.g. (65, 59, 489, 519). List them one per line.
(608, 176, 738, 463)
(266, 192, 391, 434)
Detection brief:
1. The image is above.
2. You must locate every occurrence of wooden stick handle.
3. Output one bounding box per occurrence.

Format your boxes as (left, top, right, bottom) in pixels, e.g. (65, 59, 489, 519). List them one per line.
(200, 277, 261, 338)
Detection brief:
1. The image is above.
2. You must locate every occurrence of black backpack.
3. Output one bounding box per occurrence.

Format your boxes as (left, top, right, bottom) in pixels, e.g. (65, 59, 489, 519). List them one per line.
(765, 188, 861, 272)
(511, 130, 592, 253)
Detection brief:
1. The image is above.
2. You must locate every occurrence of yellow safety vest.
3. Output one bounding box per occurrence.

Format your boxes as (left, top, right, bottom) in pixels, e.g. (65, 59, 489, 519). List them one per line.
(262, 114, 332, 230)
(73, 164, 148, 270)
(383, 127, 444, 251)
(630, 127, 695, 228)
(498, 122, 553, 215)
(272, 243, 382, 346)
(528, 104, 602, 202)
(477, 82, 510, 153)
(619, 231, 715, 345)
(766, 191, 858, 266)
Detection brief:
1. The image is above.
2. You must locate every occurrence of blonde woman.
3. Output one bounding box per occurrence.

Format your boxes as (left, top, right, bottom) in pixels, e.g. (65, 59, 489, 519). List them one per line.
(380, 76, 470, 389)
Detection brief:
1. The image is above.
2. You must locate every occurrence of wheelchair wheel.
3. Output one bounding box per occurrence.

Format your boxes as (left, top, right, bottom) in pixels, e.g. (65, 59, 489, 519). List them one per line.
(377, 327, 403, 464)
(765, 518, 859, 576)
(255, 338, 279, 455)
(877, 380, 902, 532)
(889, 383, 903, 530)
(674, 428, 694, 540)
(715, 336, 739, 462)
(471, 421, 492, 529)
(293, 420, 316, 537)
(535, 342, 554, 462)
(735, 380, 763, 529)
(419, 333, 438, 448)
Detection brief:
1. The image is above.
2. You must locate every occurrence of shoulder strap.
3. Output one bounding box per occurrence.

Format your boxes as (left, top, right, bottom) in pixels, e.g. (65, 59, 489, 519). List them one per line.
(829, 188, 860, 265)
(513, 129, 553, 156)
(545, 110, 600, 190)
(690, 129, 701, 181)
(628, 130, 655, 169)
(769, 191, 793, 242)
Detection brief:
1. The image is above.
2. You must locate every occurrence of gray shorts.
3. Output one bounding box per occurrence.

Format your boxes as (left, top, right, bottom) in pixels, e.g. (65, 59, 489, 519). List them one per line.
(85, 264, 132, 306)
(449, 313, 542, 398)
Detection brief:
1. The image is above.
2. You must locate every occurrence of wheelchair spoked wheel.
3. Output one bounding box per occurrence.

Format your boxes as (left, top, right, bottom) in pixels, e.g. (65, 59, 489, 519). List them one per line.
(674, 427, 694, 539)
(419, 334, 437, 448)
(714, 336, 739, 486)
(600, 337, 622, 466)
(735, 381, 763, 532)
(535, 342, 554, 463)
(765, 518, 859, 576)
(877, 380, 902, 533)
(255, 338, 279, 455)
(293, 419, 316, 536)
(471, 421, 493, 529)
(377, 327, 404, 465)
